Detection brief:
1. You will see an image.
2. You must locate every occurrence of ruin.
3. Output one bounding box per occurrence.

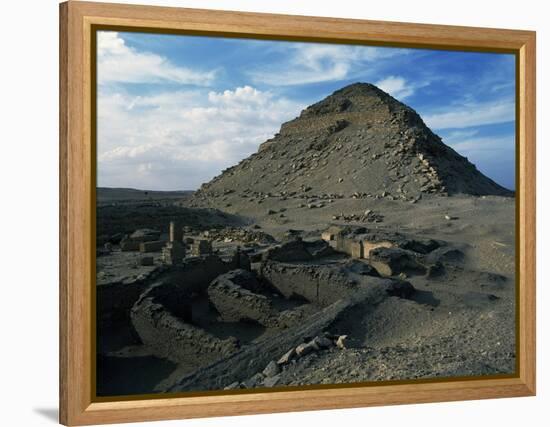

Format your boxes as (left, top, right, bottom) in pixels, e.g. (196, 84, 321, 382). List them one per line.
(139, 240, 164, 252)
(321, 225, 441, 264)
(208, 270, 279, 327)
(96, 82, 516, 396)
(190, 239, 213, 256)
(131, 283, 239, 365)
(162, 241, 186, 265)
(169, 220, 183, 242)
(161, 221, 186, 264)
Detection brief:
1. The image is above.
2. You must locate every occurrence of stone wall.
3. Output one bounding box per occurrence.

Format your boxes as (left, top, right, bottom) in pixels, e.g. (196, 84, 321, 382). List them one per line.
(208, 279, 277, 327)
(131, 289, 239, 364)
(260, 261, 358, 307)
(96, 253, 249, 353)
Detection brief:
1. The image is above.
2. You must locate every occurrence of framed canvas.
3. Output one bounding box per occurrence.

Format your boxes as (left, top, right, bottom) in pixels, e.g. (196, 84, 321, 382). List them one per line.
(59, 1, 536, 425)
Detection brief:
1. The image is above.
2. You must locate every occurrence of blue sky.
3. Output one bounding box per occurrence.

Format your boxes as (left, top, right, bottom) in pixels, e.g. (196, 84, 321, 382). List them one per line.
(97, 31, 516, 191)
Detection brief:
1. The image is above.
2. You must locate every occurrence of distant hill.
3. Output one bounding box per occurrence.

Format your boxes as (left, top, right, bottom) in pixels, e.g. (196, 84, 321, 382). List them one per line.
(191, 82, 511, 210)
(97, 187, 193, 203)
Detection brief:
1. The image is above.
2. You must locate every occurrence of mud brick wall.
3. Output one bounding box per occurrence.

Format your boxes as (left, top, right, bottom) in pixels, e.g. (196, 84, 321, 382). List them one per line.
(131, 293, 238, 364)
(260, 261, 358, 307)
(208, 278, 278, 327)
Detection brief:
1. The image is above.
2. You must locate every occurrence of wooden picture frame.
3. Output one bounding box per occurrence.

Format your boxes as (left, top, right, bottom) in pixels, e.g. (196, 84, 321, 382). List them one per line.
(59, 1, 536, 425)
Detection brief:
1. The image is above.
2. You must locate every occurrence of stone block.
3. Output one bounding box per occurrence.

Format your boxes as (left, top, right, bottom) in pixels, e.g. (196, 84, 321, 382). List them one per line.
(139, 240, 164, 253)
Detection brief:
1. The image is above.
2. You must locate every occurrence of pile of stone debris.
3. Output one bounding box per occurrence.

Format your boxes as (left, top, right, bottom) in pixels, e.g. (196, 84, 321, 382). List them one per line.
(201, 227, 276, 245)
(225, 332, 348, 390)
(332, 209, 384, 223)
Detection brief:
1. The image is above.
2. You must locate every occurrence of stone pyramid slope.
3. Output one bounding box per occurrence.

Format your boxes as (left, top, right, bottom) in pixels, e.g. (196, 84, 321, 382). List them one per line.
(192, 83, 512, 207)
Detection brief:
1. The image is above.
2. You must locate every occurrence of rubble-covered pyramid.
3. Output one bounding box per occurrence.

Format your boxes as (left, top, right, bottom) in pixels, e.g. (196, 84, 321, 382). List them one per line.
(192, 83, 512, 206)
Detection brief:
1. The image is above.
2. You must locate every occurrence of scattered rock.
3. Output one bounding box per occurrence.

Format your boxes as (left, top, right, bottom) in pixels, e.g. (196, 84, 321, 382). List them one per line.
(296, 340, 320, 356)
(277, 348, 296, 365)
(263, 374, 281, 388)
(313, 335, 333, 349)
(223, 381, 244, 390)
(242, 372, 265, 388)
(200, 227, 276, 244)
(336, 335, 348, 349)
(332, 210, 384, 223)
(262, 360, 281, 377)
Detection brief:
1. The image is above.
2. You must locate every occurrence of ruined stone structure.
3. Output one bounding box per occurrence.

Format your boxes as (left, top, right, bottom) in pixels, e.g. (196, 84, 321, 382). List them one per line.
(119, 228, 162, 252)
(321, 225, 439, 263)
(120, 240, 140, 251)
(131, 283, 239, 365)
(321, 225, 394, 260)
(262, 238, 335, 263)
(96, 82, 515, 396)
(161, 221, 186, 264)
(139, 240, 164, 252)
(162, 241, 186, 265)
(208, 270, 279, 327)
(190, 239, 213, 256)
(261, 261, 363, 307)
(169, 220, 183, 243)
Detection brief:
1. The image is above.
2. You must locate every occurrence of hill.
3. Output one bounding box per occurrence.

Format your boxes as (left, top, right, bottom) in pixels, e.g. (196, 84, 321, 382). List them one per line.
(191, 83, 511, 211)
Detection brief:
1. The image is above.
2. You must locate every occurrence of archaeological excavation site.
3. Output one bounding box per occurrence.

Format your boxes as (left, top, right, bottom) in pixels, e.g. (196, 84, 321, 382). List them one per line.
(96, 83, 516, 396)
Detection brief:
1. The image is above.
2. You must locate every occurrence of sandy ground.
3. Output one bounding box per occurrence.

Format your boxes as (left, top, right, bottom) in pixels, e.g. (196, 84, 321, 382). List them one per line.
(96, 192, 515, 394)
(217, 194, 516, 385)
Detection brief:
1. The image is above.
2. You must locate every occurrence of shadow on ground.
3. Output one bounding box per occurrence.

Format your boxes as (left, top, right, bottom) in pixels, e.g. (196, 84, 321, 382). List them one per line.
(33, 408, 58, 424)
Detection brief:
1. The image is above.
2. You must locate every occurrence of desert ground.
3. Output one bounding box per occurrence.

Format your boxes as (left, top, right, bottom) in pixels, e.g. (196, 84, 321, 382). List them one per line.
(96, 83, 515, 396)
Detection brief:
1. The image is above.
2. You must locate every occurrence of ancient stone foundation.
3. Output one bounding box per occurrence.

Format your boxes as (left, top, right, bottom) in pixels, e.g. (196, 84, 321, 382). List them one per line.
(131, 285, 239, 364)
(208, 271, 278, 327)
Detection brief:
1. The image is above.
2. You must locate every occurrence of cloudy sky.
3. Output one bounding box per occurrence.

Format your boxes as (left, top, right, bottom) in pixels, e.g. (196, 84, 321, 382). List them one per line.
(97, 31, 516, 191)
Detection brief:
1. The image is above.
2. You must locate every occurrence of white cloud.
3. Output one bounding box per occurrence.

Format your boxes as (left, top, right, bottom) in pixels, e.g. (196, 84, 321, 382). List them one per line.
(447, 135, 515, 156)
(209, 85, 262, 103)
(97, 86, 305, 190)
(376, 76, 416, 100)
(441, 129, 480, 143)
(249, 43, 406, 86)
(97, 32, 216, 85)
(423, 100, 515, 129)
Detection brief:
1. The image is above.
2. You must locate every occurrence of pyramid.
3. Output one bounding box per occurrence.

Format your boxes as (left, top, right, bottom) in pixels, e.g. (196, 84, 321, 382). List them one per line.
(192, 83, 512, 207)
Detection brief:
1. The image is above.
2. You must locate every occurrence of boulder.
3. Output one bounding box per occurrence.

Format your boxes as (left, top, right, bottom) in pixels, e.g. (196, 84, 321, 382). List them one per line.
(296, 340, 320, 356)
(242, 373, 265, 388)
(262, 360, 281, 377)
(263, 374, 281, 388)
(336, 335, 348, 349)
(313, 335, 333, 349)
(277, 348, 296, 365)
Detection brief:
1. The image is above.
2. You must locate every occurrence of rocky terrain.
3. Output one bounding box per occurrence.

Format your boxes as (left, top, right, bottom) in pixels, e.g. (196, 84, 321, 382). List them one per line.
(96, 83, 515, 397)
